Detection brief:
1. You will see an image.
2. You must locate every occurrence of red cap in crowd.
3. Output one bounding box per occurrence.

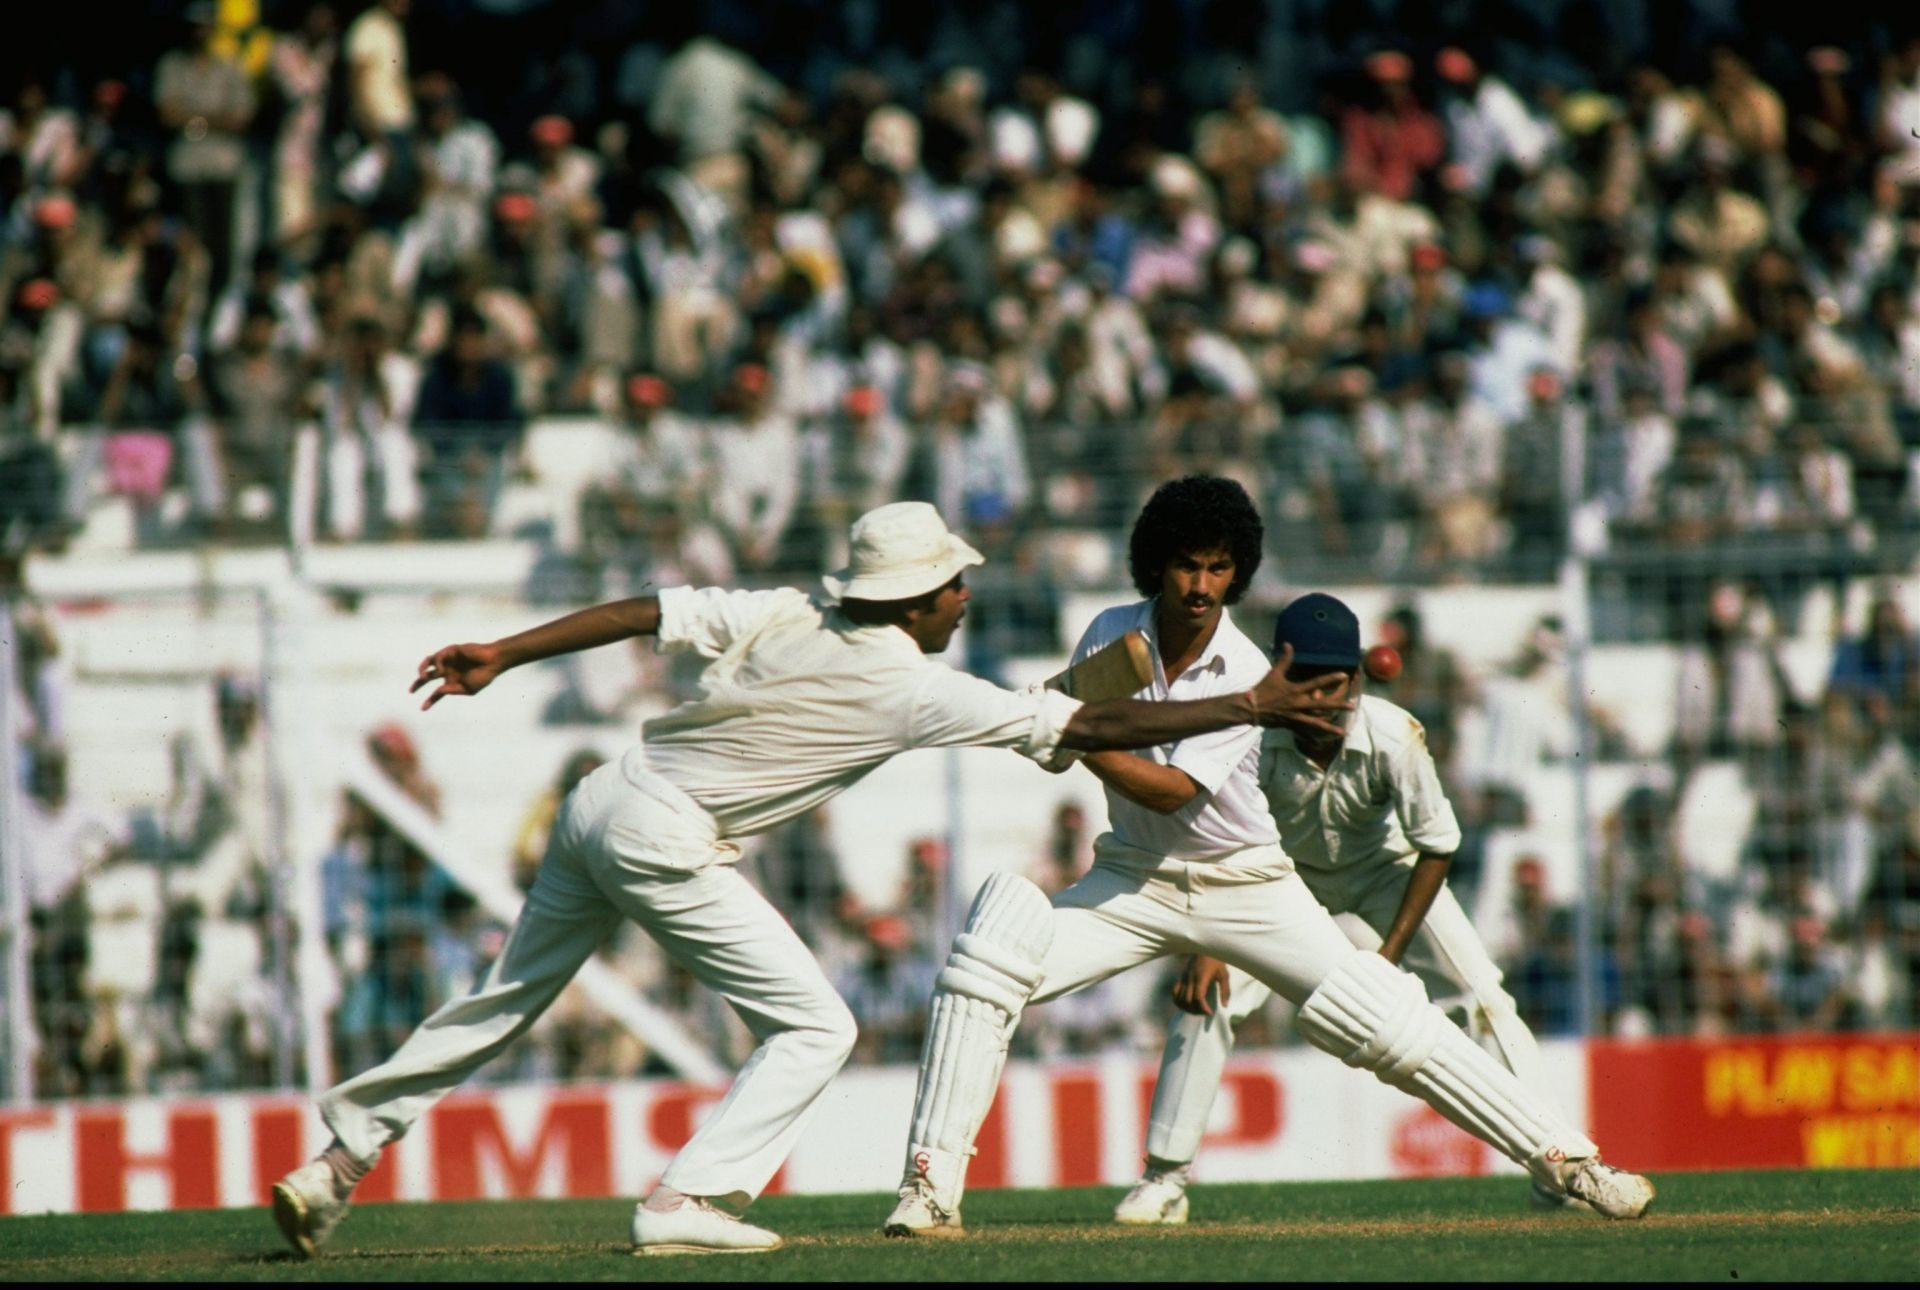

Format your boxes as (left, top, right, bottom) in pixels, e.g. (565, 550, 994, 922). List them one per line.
(495, 192, 538, 224)
(1436, 48, 1478, 85)
(1365, 51, 1413, 83)
(843, 386, 882, 418)
(626, 374, 672, 408)
(34, 195, 77, 231)
(735, 363, 770, 395)
(530, 115, 573, 147)
(16, 279, 59, 312)
(369, 723, 418, 764)
(864, 915, 912, 952)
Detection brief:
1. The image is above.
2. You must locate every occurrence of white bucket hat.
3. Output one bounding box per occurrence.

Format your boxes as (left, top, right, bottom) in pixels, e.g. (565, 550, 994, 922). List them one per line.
(822, 502, 985, 602)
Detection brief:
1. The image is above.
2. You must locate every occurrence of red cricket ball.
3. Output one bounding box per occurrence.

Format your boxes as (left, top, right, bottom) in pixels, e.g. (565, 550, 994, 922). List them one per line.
(1364, 644, 1403, 682)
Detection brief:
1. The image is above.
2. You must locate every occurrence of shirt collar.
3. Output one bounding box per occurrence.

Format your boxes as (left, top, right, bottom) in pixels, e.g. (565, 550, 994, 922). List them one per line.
(1141, 597, 1239, 680)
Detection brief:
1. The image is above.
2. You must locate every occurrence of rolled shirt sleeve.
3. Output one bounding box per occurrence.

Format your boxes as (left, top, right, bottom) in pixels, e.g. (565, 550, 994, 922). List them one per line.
(911, 667, 1084, 765)
(1389, 720, 1463, 856)
(1167, 722, 1260, 796)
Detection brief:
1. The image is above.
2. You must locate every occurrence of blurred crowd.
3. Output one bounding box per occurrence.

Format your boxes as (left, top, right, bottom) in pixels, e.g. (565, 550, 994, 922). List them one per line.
(2, 0, 1918, 596)
(4, 0, 1919, 1095)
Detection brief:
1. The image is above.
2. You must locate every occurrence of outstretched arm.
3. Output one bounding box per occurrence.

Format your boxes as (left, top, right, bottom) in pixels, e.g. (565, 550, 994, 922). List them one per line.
(412, 596, 662, 709)
(1060, 645, 1350, 751)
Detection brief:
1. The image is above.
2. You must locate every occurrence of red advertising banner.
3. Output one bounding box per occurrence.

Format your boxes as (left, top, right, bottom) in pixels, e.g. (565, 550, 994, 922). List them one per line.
(7, 1035, 1911, 1215)
(1587, 1032, 1920, 1171)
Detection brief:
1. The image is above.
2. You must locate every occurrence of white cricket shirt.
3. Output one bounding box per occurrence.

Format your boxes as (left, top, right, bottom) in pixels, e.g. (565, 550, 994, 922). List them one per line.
(1258, 694, 1463, 873)
(640, 586, 1082, 837)
(1071, 599, 1279, 860)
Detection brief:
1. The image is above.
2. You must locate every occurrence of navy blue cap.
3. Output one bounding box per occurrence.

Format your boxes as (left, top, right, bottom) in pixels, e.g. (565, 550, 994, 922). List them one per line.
(1273, 593, 1361, 668)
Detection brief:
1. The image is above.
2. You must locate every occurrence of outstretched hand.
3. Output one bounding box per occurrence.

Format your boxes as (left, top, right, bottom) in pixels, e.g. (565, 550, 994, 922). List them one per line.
(1172, 955, 1233, 1017)
(411, 641, 507, 710)
(1248, 643, 1353, 735)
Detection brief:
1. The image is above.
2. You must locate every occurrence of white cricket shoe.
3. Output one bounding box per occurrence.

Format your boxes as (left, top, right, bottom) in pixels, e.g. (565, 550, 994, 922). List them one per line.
(1559, 1157, 1656, 1220)
(1528, 1179, 1596, 1214)
(271, 1160, 351, 1259)
(1114, 1166, 1191, 1226)
(883, 1182, 966, 1239)
(631, 1197, 783, 1255)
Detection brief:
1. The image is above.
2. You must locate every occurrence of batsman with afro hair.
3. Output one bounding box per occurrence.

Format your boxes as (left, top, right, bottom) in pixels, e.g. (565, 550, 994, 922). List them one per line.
(1128, 475, 1265, 604)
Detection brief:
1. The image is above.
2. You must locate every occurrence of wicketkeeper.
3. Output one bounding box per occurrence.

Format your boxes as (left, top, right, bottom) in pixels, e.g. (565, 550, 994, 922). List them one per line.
(1116, 591, 1592, 1224)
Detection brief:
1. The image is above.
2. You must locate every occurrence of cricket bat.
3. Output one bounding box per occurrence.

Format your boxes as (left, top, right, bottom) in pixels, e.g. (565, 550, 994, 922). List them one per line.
(1044, 629, 1154, 701)
(1037, 629, 1154, 773)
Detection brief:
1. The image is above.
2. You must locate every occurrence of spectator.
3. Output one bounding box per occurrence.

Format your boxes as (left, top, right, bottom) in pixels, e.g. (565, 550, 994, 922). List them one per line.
(1647, 420, 1751, 548)
(649, 34, 787, 214)
(632, 173, 735, 383)
(1589, 286, 1689, 422)
(1341, 52, 1446, 204)
(1463, 618, 1574, 826)
(314, 312, 420, 541)
(836, 915, 935, 1065)
(266, 1, 338, 254)
(205, 297, 301, 533)
(344, 0, 414, 144)
(20, 745, 128, 1096)
(1666, 135, 1769, 278)
(1491, 856, 1576, 1033)
(1272, 363, 1398, 567)
(1500, 368, 1583, 578)
(322, 723, 449, 1072)
(1673, 580, 1790, 764)
(928, 360, 1030, 552)
(1033, 801, 1094, 896)
(154, 4, 256, 300)
(1413, 348, 1506, 573)
(1434, 48, 1551, 197)
(207, 247, 320, 359)
(1373, 602, 1472, 772)
(412, 305, 522, 539)
(400, 76, 498, 288)
(1194, 78, 1289, 232)
(705, 362, 799, 572)
(1875, 35, 1920, 179)
(1828, 594, 1920, 740)
(1459, 280, 1561, 424)
(1855, 283, 1920, 432)
(803, 383, 908, 565)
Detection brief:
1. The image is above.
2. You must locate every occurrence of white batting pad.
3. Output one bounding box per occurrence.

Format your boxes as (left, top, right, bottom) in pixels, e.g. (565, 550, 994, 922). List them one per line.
(903, 874, 1054, 1209)
(1295, 951, 1596, 1177)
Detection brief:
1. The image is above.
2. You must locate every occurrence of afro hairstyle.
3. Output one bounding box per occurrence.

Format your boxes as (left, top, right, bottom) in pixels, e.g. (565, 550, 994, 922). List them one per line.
(1127, 475, 1264, 604)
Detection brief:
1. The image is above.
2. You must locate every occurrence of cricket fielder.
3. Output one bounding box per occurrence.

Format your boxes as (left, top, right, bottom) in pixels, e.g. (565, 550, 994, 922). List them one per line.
(883, 481, 1654, 1238)
(271, 501, 1349, 1258)
(1116, 591, 1584, 1225)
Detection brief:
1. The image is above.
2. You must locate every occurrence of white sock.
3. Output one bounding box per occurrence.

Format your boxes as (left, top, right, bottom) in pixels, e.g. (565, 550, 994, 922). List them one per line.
(643, 1186, 690, 1213)
(320, 1141, 371, 1196)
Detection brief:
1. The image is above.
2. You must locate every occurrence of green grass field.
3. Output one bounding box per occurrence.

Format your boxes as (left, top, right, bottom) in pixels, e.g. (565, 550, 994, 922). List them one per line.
(3, 1169, 1914, 1282)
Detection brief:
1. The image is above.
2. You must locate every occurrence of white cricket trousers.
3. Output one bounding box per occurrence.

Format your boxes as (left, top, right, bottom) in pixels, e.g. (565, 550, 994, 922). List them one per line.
(318, 754, 857, 1208)
(1144, 858, 1549, 1164)
(1032, 837, 1357, 1011)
